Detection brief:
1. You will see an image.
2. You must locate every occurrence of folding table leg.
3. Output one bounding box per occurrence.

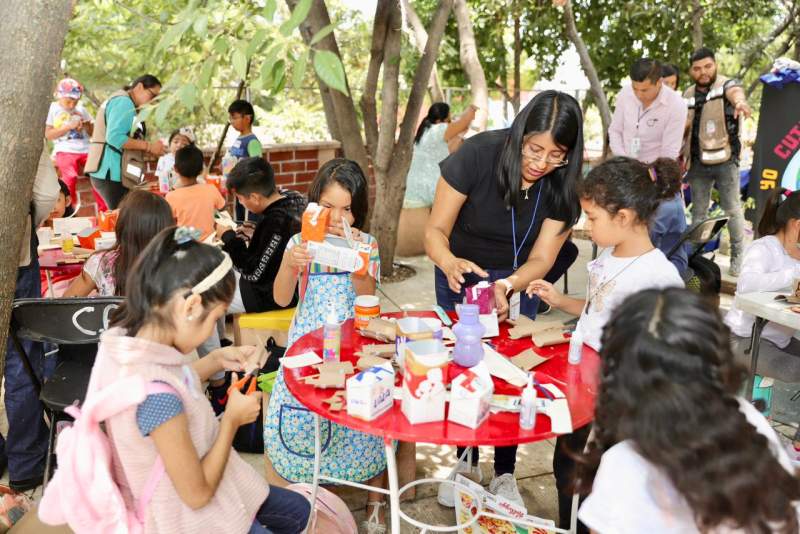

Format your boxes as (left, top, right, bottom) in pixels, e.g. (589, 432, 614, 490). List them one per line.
(746, 317, 767, 401)
(384, 439, 401, 534)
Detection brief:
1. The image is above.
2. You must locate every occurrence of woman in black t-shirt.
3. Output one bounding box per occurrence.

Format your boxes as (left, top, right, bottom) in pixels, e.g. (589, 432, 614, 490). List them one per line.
(424, 91, 585, 527)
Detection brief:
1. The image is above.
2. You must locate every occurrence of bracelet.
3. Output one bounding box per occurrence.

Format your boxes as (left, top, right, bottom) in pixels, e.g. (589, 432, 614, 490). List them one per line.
(497, 278, 513, 295)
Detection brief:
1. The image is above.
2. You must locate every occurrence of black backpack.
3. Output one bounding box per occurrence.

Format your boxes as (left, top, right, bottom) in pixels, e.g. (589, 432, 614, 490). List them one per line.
(686, 254, 721, 304)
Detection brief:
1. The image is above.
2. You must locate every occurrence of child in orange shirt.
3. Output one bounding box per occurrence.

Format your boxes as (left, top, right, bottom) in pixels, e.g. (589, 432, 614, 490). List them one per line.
(166, 145, 225, 240)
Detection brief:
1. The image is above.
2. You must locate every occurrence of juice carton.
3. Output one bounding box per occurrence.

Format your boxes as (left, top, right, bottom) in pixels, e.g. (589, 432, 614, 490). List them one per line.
(346, 362, 395, 421)
(448, 361, 493, 429)
(301, 203, 330, 242)
(401, 340, 449, 424)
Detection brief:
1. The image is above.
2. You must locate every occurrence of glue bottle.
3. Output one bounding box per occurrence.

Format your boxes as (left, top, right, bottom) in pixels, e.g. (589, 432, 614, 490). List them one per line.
(322, 303, 341, 362)
(568, 327, 583, 365)
(519, 372, 537, 430)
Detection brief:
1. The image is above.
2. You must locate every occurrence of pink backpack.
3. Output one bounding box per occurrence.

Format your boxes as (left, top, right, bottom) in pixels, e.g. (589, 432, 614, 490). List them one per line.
(286, 483, 357, 534)
(38, 376, 169, 534)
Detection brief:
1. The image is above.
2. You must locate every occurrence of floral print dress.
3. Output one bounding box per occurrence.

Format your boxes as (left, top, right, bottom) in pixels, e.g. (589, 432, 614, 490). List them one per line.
(264, 232, 387, 483)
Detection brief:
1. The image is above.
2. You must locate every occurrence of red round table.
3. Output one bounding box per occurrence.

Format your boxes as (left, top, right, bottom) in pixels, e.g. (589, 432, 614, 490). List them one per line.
(39, 249, 86, 298)
(283, 311, 600, 532)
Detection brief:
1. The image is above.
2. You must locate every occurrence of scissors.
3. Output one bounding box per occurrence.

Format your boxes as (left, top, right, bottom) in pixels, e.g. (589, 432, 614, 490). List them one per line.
(228, 370, 259, 396)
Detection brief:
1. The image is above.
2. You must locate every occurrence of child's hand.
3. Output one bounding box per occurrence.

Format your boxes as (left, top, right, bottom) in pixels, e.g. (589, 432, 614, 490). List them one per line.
(214, 345, 266, 373)
(494, 282, 510, 322)
(288, 242, 313, 272)
(149, 140, 166, 157)
(327, 219, 361, 241)
(223, 387, 262, 428)
(215, 222, 234, 239)
(527, 279, 563, 308)
(67, 116, 82, 130)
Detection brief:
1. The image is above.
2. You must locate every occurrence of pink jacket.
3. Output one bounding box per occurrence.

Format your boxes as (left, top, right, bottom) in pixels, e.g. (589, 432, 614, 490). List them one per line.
(85, 328, 268, 533)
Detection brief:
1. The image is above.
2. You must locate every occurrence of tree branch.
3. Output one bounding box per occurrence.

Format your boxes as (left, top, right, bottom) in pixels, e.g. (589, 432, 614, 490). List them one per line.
(736, 1, 799, 80)
(374, 1, 403, 173)
(396, 0, 454, 152)
(401, 0, 446, 102)
(746, 27, 800, 97)
(361, 0, 392, 161)
(453, 0, 488, 130)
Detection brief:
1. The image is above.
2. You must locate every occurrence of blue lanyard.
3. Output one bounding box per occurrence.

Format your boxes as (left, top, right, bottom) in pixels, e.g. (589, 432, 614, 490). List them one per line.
(511, 183, 543, 270)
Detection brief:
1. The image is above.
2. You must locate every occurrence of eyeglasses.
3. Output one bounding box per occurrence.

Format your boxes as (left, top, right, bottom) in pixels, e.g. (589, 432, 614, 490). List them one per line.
(145, 88, 159, 99)
(521, 145, 568, 167)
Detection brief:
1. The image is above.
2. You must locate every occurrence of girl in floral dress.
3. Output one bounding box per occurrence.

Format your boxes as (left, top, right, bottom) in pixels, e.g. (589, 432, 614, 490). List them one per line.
(265, 159, 388, 532)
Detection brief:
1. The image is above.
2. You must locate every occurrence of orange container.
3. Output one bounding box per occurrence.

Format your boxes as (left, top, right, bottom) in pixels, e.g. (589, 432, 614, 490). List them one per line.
(354, 295, 380, 330)
(301, 203, 330, 242)
(98, 210, 118, 232)
(77, 227, 101, 249)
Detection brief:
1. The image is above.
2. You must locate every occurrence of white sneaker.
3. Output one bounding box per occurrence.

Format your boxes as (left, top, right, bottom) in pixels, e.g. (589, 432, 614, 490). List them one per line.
(437, 459, 482, 507)
(488, 473, 525, 510)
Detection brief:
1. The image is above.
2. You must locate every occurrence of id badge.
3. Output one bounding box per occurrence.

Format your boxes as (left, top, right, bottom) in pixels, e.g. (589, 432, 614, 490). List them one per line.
(509, 292, 521, 322)
(630, 137, 641, 157)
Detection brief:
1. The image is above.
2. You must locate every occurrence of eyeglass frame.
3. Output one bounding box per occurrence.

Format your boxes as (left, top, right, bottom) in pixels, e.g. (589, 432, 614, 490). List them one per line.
(521, 143, 569, 168)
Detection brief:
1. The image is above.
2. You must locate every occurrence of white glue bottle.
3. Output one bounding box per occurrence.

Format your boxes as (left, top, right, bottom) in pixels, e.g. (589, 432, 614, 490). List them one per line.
(519, 373, 537, 430)
(568, 327, 583, 365)
(322, 303, 341, 362)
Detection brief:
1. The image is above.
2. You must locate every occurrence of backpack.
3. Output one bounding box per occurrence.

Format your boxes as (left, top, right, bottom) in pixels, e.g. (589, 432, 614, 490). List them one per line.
(285, 483, 357, 534)
(686, 254, 721, 304)
(38, 376, 168, 534)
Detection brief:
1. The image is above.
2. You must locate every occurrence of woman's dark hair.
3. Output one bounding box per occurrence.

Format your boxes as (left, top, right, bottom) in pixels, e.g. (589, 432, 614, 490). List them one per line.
(106, 190, 174, 296)
(168, 128, 193, 145)
(123, 74, 161, 91)
(661, 63, 680, 87)
(57, 180, 74, 217)
(111, 226, 236, 335)
(308, 158, 369, 228)
(227, 157, 276, 197)
(574, 288, 800, 532)
(758, 188, 800, 236)
(496, 90, 584, 231)
(578, 156, 680, 223)
(414, 102, 450, 144)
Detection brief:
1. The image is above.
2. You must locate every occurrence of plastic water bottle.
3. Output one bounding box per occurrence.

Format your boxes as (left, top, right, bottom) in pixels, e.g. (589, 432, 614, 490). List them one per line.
(158, 170, 170, 194)
(568, 328, 583, 365)
(322, 303, 341, 362)
(519, 373, 537, 430)
(452, 304, 485, 367)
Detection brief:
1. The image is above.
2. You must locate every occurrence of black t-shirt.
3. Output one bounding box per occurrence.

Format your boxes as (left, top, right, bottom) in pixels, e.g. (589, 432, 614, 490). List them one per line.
(439, 129, 570, 270)
(690, 78, 742, 164)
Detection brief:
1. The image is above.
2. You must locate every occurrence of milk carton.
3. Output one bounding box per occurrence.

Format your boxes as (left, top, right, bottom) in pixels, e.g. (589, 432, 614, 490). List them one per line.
(448, 361, 493, 429)
(401, 340, 449, 424)
(346, 362, 395, 421)
(395, 317, 435, 367)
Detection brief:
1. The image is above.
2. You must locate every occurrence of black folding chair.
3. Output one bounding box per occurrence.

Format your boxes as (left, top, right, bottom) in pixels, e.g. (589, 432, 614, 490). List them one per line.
(9, 297, 123, 487)
(666, 216, 729, 261)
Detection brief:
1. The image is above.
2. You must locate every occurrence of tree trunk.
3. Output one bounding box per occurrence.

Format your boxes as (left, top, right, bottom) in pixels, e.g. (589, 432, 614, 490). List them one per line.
(691, 0, 703, 49)
(287, 0, 370, 176)
(401, 0, 446, 102)
(361, 0, 393, 159)
(561, 0, 611, 153)
(453, 0, 488, 131)
(369, 0, 453, 276)
(512, 3, 521, 115)
(0, 0, 72, 366)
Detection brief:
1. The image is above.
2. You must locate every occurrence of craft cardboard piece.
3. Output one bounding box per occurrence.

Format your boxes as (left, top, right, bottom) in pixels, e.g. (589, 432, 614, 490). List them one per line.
(313, 361, 354, 375)
(483, 343, 527, 387)
(358, 343, 397, 358)
(479, 311, 500, 338)
(301, 203, 330, 242)
(510, 349, 549, 371)
(360, 318, 397, 342)
(401, 340, 449, 424)
(507, 316, 564, 339)
(395, 317, 435, 366)
(465, 281, 496, 314)
(356, 355, 390, 371)
(448, 361, 493, 429)
(303, 372, 345, 389)
(532, 328, 568, 348)
(307, 236, 372, 275)
(346, 362, 395, 421)
(323, 391, 346, 411)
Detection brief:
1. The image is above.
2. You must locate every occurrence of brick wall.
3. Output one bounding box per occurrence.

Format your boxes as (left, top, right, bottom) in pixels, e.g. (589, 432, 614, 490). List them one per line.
(73, 140, 343, 216)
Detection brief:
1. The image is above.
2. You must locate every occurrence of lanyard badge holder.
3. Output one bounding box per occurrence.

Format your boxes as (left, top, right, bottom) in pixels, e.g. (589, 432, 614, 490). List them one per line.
(509, 184, 543, 321)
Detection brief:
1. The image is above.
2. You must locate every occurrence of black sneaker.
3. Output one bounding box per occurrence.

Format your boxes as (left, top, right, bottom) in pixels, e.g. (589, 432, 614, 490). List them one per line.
(9, 474, 43, 493)
(537, 300, 552, 315)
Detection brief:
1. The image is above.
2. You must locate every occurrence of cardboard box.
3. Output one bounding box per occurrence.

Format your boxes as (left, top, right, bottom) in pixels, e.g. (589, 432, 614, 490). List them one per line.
(346, 362, 395, 421)
(307, 236, 371, 275)
(395, 317, 435, 366)
(94, 233, 116, 251)
(448, 361, 493, 429)
(401, 340, 449, 424)
(301, 203, 330, 242)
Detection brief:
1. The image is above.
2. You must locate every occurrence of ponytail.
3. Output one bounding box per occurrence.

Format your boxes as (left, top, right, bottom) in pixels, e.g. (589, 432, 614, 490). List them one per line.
(579, 156, 681, 223)
(123, 74, 161, 92)
(414, 102, 450, 144)
(758, 188, 800, 236)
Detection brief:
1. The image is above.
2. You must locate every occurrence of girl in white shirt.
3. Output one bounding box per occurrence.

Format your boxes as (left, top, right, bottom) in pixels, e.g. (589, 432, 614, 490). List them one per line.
(528, 156, 684, 351)
(576, 287, 800, 533)
(725, 188, 800, 382)
(527, 156, 684, 532)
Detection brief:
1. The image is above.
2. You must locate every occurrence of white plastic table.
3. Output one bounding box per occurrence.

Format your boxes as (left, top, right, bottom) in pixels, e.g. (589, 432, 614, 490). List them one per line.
(733, 290, 800, 399)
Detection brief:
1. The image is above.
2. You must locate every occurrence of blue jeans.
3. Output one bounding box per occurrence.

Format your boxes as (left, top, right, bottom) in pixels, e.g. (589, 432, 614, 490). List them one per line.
(687, 160, 745, 252)
(0, 260, 50, 480)
(437, 240, 578, 475)
(248, 486, 312, 534)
